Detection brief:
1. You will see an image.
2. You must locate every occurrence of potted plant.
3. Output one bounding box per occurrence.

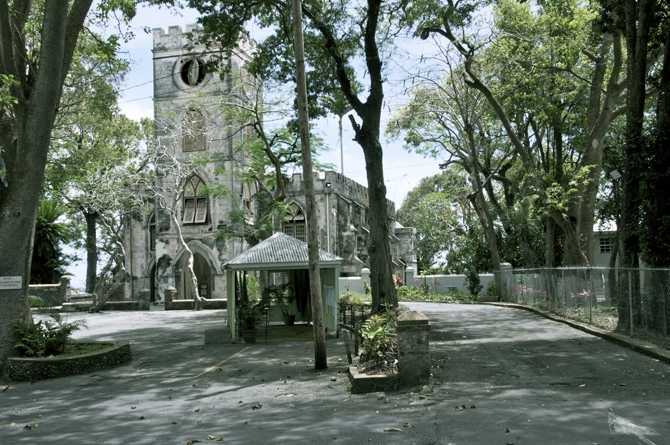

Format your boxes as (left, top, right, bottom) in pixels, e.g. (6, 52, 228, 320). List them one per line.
(238, 302, 259, 343)
(262, 283, 295, 326)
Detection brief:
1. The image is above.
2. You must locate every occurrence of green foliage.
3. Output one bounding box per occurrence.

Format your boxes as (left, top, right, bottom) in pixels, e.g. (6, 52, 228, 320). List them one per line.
(362, 280, 372, 297)
(30, 200, 73, 284)
(360, 308, 397, 370)
(13, 311, 86, 357)
(261, 282, 294, 316)
(0, 74, 18, 106)
(396, 171, 469, 272)
(339, 288, 370, 306)
(397, 286, 476, 303)
(463, 265, 483, 296)
(29, 295, 44, 308)
(486, 280, 497, 297)
(246, 275, 261, 303)
(238, 302, 261, 331)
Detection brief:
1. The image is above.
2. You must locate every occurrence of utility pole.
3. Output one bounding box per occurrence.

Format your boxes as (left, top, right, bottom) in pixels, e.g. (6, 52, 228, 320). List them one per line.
(292, 0, 327, 370)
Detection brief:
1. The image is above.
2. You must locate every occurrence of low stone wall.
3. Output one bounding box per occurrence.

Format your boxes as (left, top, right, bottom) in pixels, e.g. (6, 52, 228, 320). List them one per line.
(28, 276, 70, 307)
(166, 299, 227, 310)
(99, 300, 149, 311)
(5, 342, 131, 381)
(340, 272, 494, 296)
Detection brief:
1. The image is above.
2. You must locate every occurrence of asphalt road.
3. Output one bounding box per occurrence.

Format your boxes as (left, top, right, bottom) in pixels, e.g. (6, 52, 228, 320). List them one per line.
(1, 303, 669, 445)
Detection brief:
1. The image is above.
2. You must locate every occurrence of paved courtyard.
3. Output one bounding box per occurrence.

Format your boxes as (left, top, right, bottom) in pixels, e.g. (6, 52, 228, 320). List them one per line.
(1, 303, 669, 444)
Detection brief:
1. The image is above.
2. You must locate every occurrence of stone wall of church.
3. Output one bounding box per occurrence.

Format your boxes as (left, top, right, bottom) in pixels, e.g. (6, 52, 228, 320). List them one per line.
(283, 171, 416, 278)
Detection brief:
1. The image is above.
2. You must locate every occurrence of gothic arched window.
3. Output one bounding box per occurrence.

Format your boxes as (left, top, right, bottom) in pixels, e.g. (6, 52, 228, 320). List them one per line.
(182, 176, 208, 224)
(283, 203, 306, 241)
(182, 108, 206, 152)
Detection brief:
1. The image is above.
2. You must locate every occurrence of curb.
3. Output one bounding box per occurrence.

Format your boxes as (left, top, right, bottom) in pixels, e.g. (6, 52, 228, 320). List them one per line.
(484, 302, 670, 364)
(5, 342, 132, 381)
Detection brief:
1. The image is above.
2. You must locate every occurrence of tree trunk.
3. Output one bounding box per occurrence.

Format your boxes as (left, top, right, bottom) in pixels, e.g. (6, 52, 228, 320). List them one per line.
(545, 217, 556, 268)
(84, 210, 98, 293)
(293, 0, 327, 370)
(576, 33, 624, 267)
(302, 0, 397, 313)
(466, 126, 502, 278)
(359, 132, 398, 313)
(0, 0, 94, 373)
(618, 0, 654, 329)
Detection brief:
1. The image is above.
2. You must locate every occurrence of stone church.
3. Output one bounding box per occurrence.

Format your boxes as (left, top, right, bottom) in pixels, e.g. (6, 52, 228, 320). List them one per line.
(122, 25, 416, 302)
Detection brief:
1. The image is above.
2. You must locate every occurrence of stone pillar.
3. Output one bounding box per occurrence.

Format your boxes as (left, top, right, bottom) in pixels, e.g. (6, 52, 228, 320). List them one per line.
(164, 286, 176, 310)
(395, 310, 431, 387)
(138, 288, 150, 310)
(404, 267, 415, 288)
(494, 263, 513, 302)
(59, 275, 71, 304)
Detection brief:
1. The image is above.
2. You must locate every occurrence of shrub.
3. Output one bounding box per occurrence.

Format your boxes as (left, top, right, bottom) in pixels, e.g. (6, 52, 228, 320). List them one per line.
(463, 265, 483, 296)
(29, 295, 44, 308)
(397, 285, 476, 303)
(486, 280, 497, 297)
(13, 310, 86, 357)
(339, 288, 369, 305)
(359, 307, 397, 371)
(363, 280, 372, 297)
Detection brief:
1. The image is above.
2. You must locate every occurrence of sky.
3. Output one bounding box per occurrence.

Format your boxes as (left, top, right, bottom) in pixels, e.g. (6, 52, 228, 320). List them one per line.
(67, 4, 445, 289)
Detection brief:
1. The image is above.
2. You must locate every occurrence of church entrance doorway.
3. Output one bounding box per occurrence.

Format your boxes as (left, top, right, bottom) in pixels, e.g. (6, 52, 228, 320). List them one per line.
(181, 252, 212, 299)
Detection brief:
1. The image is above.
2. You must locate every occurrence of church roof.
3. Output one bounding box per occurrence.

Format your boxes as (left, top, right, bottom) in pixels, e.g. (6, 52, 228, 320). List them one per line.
(222, 232, 343, 271)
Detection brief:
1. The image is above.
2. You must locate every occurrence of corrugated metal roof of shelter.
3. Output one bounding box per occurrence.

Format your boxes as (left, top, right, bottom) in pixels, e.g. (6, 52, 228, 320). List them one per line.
(223, 232, 342, 268)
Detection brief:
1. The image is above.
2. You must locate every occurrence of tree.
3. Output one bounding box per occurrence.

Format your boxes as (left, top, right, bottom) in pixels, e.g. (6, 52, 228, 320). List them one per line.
(189, 0, 400, 313)
(396, 172, 468, 272)
(389, 59, 510, 284)
(30, 200, 73, 284)
(146, 135, 211, 310)
(45, 29, 141, 294)
(203, 74, 331, 248)
(413, 0, 631, 267)
(0, 0, 140, 371)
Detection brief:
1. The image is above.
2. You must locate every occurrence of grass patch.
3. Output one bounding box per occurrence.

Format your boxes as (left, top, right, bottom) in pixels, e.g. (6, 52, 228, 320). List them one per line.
(56, 342, 113, 358)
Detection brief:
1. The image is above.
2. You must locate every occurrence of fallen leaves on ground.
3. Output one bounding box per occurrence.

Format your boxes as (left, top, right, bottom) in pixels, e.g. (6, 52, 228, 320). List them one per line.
(252, 403, 262, 410)
(207, 435, 223, 441)
(384, 428, 401, 432)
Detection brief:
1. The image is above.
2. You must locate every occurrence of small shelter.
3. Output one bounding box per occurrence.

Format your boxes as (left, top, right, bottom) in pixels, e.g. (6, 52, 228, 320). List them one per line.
(223, 232, 343, 342)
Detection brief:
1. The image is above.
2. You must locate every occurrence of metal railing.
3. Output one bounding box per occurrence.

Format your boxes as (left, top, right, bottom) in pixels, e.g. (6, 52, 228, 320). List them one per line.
(498, 267, 670, 347)
(337, 302, 372, 356)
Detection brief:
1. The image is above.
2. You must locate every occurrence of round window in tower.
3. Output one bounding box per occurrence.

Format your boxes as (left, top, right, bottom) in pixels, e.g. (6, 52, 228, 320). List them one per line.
(180, 59, 206, 86)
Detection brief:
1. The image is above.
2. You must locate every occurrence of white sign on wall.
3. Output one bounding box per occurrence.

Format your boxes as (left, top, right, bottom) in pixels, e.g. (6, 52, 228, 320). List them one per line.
(0, 276, 22, 290)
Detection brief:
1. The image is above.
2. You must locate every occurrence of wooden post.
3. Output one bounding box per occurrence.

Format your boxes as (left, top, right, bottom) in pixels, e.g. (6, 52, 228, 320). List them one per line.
(292, 0, 327, 370)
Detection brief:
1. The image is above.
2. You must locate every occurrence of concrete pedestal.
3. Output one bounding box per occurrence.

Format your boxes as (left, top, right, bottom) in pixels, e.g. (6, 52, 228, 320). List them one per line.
(396, 310, 431, 387)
